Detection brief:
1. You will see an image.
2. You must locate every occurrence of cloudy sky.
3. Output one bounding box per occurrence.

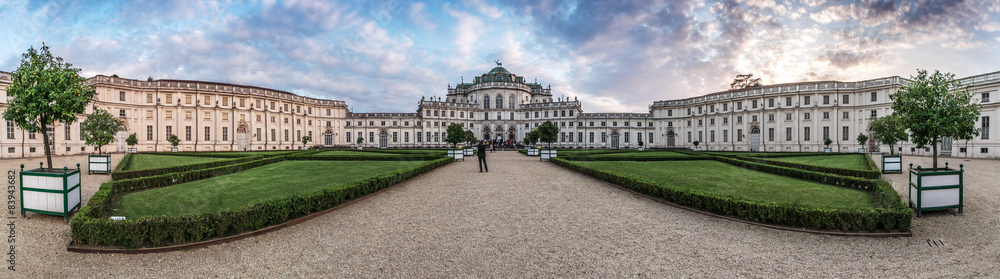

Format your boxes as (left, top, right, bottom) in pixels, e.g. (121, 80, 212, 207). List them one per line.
(1, 0, 998, 113)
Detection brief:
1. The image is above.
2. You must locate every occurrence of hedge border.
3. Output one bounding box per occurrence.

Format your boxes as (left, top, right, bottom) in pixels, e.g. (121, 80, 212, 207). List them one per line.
(726, 154, 881, 179)
(111, 155, 265, 180)
(70, 157, 451, 248)
(552, 157, 910, 232)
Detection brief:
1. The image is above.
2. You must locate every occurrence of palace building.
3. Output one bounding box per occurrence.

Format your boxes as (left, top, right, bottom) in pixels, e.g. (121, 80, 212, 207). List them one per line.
(0, 65, 997, 158)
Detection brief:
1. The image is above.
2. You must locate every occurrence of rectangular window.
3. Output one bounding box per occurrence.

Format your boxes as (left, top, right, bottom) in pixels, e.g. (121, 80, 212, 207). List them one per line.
(579, 132, 584, 143)
(147, 125, 153, 141)
(698, 131, 703, 142)
(823, 112, 829, 119)
(7, 120, 14, 139)
(823, 95, 830, 105)
(120, 91, 126, 101)
(624, 132, 629, 143)
(434, 132, 440, 142)
(561, 132, 566, 143)
(120, 110, 126, 117)
(347, 132, 351, 143)
(589, 132, 595, 143)
(738, 102, 743, 110)
(222, 127, 228, 141)
(823, 127, 829, 141)
(982, 148, 989, 154)
(737, 129, 743, 142)
(404, 132, 410, 143)
(285, 129, 289, 141)
(393, 132, 398, 143)
(185, 126, 192, 141)
(768, 114, 774, 122)
(843, 112, 849, 119)
(146, 93, 153, 103)
(983, 116, 990, 139)
(842, 126, 849, 141)
(146, 110, 153, 118)
(370, 132, 375, 143)
(166, 94, 172, 104)
(257, 128, 262, 141)
(166, 126, 172, 137)
(871, 110, 877, 119)
(687, 131, 692, 142)
(842, 94, 849, 104)
(65, 124, 71, 140)
(723, 103, 728, 111)
(871, 92, 877, 102)
(416, 132, 422, 143)
(804, 96, 810, 105)
(185, 95, 192, 104)
(271, 129, 275, 141)
(709, 130, 714, 142)
(768, 128, 774, 141)
(768, 98, 774, 107)
(602, 132, 607, 143)
(983, 93, 990, 102)
(709, 119, 714, 125)
(205, 127, 211, 141)
(785, 97, 792, 107)
(804, 127, 811, 141)
(786, 127, 792, 141)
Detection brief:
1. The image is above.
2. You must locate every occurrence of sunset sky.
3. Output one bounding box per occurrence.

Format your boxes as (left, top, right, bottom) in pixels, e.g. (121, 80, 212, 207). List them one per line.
(2, 0, 998, 113)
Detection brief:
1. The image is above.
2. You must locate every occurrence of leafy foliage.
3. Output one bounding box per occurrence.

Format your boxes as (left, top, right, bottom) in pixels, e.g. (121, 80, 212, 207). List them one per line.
(856, 133, 868, 146)
(80, 109, 120, 155)
(464, 130, 476, 145)
(869, 114, 908, 155)
(536, 121, 559, 148)
(524, 129, 539, 146)
(168, 134, 180, 147)
(356, 136, 363, 145)
(301, 135, 310, 146)
(445, 123, 466, 147)
(126, 133, 138, 147)
(4, 44, 96, 169)
(891, 69, 980, 168)
(824, 138, 832, 147)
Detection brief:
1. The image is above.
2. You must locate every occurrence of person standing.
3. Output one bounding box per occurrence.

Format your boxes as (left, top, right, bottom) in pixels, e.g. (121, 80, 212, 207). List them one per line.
(477, 141, 489, 172)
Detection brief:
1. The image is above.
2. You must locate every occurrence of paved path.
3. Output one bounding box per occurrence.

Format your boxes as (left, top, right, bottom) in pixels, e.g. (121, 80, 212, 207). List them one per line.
(7, 152, 1000, 277)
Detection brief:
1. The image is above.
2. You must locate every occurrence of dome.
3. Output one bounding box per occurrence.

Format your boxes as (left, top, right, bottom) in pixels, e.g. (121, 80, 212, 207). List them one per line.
(488, 66, 511, 75)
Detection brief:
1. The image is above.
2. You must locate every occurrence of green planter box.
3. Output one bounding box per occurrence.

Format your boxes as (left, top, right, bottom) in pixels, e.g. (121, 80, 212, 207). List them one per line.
(20, 164, 82, 222)
(540, 149, 557, 161)
(909, 163, 964, 217)
(881, 155, 902, 174)
(88, 154, 111, 174)
(446, 149, 465, 161)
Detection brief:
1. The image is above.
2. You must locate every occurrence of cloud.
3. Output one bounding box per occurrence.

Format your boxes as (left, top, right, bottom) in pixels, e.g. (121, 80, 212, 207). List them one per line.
(408, 2, 437, 30)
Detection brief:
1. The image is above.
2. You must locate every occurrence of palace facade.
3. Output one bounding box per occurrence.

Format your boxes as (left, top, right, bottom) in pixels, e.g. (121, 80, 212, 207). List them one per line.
(0, 66, 997, 158)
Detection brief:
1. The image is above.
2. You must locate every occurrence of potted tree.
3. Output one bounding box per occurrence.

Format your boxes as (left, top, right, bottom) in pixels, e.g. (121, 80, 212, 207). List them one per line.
(463, 130, 476, 156)
(81, 109, 119, 174)
(168, 134, 181, 152)
(126, 133, 138, 153)
(300, 135, 310, 150)
(638, 139, 645, 151)
(444, 123, 466, 161)
(356, 137, 364, 149)
(892, 69, 980, 216)
(5, 44, 94, 222)
(692, 141, 700, 151)
(856, 133, 868, 153)
(536, 121, 559, 161)
(870, 114, 908, 174)
(524, 131, 539, 156)
(823, 138, 833, 152)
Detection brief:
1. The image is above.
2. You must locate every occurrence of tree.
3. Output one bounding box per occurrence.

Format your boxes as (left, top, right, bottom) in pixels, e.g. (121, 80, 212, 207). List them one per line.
(536, 121, 559, 148)
(693, 140, 700, 147)
(80, 109, 119, 156)
(857, 133, 868, 147)
(356, 136, 364, 145)
(464, 130, 477, 145)
(445, 123, 466, 148)
(301, 135, 310, 148)
(824, 138, 832, 148)
(4, 44, 96, 170)
(869, 114, 908, 155)
(126, 133, 138, 147)
(891, 69, 980, 169)
(524, 130, 538, 147)
(168, 134, 180, 149)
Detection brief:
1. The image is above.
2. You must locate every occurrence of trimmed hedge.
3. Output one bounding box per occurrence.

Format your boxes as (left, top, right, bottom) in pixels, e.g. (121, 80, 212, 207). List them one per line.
(111, 156, 285, 195)
(558, 155, 710, 161)
(727, 155, 881, 179)
(114, 153, 134, 172)
(553, 157, 910, 232)
(71, 157, 450, 248)
(111, 155, 265, 180)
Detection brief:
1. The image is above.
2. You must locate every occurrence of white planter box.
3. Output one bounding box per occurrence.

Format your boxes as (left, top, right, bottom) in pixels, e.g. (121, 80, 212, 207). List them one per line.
(88, 155, 111, 174)
(527, 148, 539, 156)
(447, 149, 465, 161)
(881, 155, 902, 174)
(540, 149, 557, 161)
(858, 148, 867, 153)
(127, 147, 137, 153)
(170, 147, 179, 152)
(20, 164, 82, 222)
(464, 148, 474, 156)
(824, 148, 832, 153)
(909, 164, 964, 217)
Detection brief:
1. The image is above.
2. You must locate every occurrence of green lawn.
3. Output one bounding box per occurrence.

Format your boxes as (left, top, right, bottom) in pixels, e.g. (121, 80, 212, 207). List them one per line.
(572, 160, 874, 208)
(768, 154, 871, 170)
(115, 160, 424, 218)
(314, 150, 413, 156)
(126, 154, 232, 170)
(586, 151, 695, 158)
(705, 151, 816, 157)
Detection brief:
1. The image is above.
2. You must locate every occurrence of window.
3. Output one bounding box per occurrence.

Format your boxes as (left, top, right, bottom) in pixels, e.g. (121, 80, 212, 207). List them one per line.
(222, 127, 228, 141)
(983, 93, 990, 102)
(602, 121, 607, 126)
(561, 110, 566, 117)
(484, 96, 491, 109)
(842, 94, 849, 104)
(737, 129, 743, 142)
(697, 120, 702, 126)
(240, 98, 245, 107)
(785, 113, 791, 120)
(768, 98, 774, 107)
(786, 127, 792, 141)
(983, 116, 990, 140)
(561, 132, 566, 142)
(698, 131, 703, 142)
(737, 102, 743, 110)
(613, 121, 618, 127)
(768, 114, 774, 122)
(723, 117, 728, 124)
(416, 132, 422, 143)
(823, 112, 829, 119)
(752, 100, 758, 108)
(370, 132, 374, 143)
(166, 94, 172, 104)
(823, 95, 830, 105)
(205, 127, 211, 141)
(804, 113, 810, 120)
(327, 109, 331, 116)
(768, 128, 774, 141)
(982, 148, 989, 154)
(687, 108, 692, 115)
(185, 111, 192, 119)
(668, 110, 673, 117)
(723, 103, 728, 111)
(709, 119, 714, 125)
(698, 107, 702, 114)
(147, 125, 153, 141)
(842, 126, 849, 141)
(687, 131, 691, 142)
(185, 126, 192, 141)
(204, 112, 211, 120)
(870, 110, 877, 119)
(120, 91, 126, 101)
(166, 126, 172, 137)
(601, 132, 607, 143)
(804, 127, 811, 141)
(120, 110, 126, 117)
(785, 97, 792, 107)
(823, 127, 829, 141)
(709, 105, 714, 113)
(709, 130, 714, 142)
(804, 96, 810, 105)
(393, 132, 398, 143)
(843, 112, 849, 119)
(404, 132, 409, 143)
(752, 115, 758, 122)
(146, 110, 153, 118)
(146, 93, 153, 103)
(6, 148, 12, 153)
(871, 92, 877, 102)
(589, 132, 595, 143)
(65, 124, 71, 140)
(648, 132, 653, 144)
(624, 132, 629, 143)
(271, 129, 276, 141)
(737, 116, 743, 123)
(185, 94, 192, 104)
(285, 130, 289, 141)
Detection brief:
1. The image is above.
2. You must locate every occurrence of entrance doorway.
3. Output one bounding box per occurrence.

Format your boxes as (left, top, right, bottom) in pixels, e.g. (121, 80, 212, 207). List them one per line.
(750, 128, 761, 152)
(941, 136, 953, 156)
(237, 126, 248, 151)
(379, 131, 388, 149)
(115, 126, 127, 153)
(611, 132, 620, 149)
(324, 130, 333, 146)
(667, 131, 675, 148)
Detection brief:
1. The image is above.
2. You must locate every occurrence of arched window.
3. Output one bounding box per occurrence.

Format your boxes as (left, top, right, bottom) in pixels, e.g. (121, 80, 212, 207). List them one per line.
(484, 96, 491, 109)
(509, 95, 515, 109)
(496, 94, 503, 109)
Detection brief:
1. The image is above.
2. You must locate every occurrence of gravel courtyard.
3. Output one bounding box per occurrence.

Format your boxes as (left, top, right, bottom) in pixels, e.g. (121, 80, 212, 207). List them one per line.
(5, 152, 1000, 277)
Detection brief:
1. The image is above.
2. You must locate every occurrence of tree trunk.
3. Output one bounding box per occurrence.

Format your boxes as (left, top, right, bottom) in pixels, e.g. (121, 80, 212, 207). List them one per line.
(40, 121, 53, 172)
(932, 141, 938, 169)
